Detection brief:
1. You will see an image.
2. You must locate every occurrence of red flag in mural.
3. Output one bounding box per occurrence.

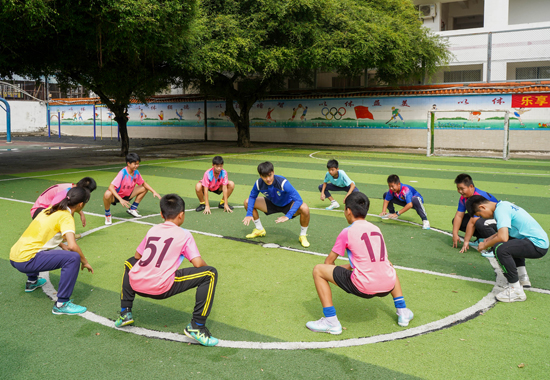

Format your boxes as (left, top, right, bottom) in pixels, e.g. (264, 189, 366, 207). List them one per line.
(354, 106, 374, 120)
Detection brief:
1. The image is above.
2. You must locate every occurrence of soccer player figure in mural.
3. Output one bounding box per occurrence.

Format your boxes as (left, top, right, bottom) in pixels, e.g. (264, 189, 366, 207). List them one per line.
(467, 195, 548, 303)
(176, 108, 184, 120)
(388, 107, 405, 125)
(451, 174, 498, 257)
(196, 108, 204, 123)
(306, 192, 414, 334)
(265, 107, 276, 122)
(513, 108, 530, 126)
(300, 106, 308, 122)
(243, 161, 311, 248)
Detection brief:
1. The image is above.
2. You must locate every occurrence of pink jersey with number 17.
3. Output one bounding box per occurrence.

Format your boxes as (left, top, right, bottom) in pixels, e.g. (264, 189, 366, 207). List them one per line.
(129, 221, 201, 295)
(332, 220, 396, 294)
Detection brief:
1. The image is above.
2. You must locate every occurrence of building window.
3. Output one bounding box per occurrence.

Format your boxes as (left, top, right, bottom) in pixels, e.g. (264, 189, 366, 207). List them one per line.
(516, 66, 550, 80)
(444, 70, 482, 83)
(332, 76, 361, 88)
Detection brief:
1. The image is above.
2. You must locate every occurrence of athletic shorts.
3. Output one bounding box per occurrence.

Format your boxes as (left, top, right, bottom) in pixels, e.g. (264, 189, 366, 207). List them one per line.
(332, 266, 393, 299)
(32, 207, 45, 220)
(112, 195, 131, 206)
(198, 181, 223, 195)
(264, 198, 296, 218)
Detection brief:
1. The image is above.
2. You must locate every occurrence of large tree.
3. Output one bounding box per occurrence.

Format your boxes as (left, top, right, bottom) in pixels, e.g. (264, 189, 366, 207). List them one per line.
(185, 0, 451, 147)
(0, 0, 198, 156)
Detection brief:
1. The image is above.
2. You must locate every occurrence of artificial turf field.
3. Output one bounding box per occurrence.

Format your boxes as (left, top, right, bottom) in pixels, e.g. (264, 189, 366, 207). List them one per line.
(1, 147, 549, 379)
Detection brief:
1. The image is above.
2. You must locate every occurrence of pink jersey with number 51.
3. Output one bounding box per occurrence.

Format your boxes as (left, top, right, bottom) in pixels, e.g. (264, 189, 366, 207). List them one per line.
(332, 220, 396, 294)
(129, 221, 201, 295)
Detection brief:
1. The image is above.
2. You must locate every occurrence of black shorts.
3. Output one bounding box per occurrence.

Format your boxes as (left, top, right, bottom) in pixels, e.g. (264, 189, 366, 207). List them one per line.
(264, 198, 296, 218)
(332, 266, 393, 299)
(209, 188, 223, 195)
(112, 195, 131, 206)
(32, 207, 45, 219)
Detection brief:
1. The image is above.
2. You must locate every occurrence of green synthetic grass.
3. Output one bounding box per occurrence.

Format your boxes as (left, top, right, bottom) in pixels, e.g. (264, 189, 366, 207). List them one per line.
(1, 148, 549, 379)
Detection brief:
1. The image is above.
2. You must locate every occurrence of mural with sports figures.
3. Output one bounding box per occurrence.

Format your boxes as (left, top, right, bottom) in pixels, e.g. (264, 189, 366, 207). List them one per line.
(52, 93, 550, 130)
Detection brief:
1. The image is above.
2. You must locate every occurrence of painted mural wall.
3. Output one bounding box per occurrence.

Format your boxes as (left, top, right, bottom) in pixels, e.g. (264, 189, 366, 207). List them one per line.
(51, 93, 550, 151)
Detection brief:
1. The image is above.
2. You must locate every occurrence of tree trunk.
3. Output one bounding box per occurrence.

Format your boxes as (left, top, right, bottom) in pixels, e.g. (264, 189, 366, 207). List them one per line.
(236, 119, 251, 147)
(112, 107, 129, 156)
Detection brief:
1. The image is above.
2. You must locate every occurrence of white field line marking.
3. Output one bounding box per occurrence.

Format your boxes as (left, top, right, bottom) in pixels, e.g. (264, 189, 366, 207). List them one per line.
(2, 196, 545, 349)
(0, 149, 290, 182)
(308, 151, 550, 177)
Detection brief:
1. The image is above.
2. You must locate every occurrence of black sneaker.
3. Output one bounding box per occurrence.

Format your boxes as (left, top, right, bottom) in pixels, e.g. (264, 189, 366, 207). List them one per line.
(218, 203, 234, 210)
(196, 204, 206, 212)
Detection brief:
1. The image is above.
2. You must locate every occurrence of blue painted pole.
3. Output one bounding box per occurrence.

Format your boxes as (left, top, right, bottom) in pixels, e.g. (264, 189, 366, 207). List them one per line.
(58, 112, 61, 138)
(47, 105, 51, 138)
(93, 104, 96, 140)
(0, 97, 11, 143)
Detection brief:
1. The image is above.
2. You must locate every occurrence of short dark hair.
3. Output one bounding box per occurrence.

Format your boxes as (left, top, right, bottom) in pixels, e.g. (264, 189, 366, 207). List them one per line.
(327, 159, 339, 169)
(465, 195, 490, 215)
(160, 194, 185, 219)
(76, 177, 97, 192)
(126, 152, 141, 164)
(257, 162, 274, 177)
(454, 173, 474, 187)
(212, 156, 224, 165)
(387, 174, 400, 184)
(345, 191, 370, 218)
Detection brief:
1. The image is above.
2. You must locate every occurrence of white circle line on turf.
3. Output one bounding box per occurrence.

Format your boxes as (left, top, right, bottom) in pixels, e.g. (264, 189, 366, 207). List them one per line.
(2, 196, 545, 348)
(308, 151, 550, 176)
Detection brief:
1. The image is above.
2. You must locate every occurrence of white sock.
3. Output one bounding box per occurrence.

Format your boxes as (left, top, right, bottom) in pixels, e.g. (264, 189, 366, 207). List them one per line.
(517, 266, 528, 277)
(509, 281, 523, 291)
(325, 316, 339, 325)
(331, 199, 338, 204)
(254, 219, 264, 230)
(396, 308, 408, 316)
(300, 226, 308, 236)
(56, 301, 65, 307)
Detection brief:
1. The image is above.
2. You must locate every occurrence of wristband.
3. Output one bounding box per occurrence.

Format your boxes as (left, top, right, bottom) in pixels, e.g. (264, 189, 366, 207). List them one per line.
(396, 211, 399, 216)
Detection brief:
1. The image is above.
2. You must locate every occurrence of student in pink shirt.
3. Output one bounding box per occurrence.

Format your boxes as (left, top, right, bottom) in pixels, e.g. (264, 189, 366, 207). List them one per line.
(306, 192, 414, 335)
(195, 156, 235, 214)
(114, 194, 219, 347)
(103, 153, 161, 225)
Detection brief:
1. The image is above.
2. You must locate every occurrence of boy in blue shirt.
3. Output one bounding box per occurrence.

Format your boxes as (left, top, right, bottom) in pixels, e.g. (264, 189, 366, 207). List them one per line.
(467, 196, 548, 302)
(318, 159, 359, 210)
(243, 162, 311, 248)
(452, 174, 498, 255)
(379, 174, 430, 229)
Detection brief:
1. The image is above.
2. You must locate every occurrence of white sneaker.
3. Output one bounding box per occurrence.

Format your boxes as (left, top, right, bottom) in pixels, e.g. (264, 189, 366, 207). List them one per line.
(519, 274, 531, 288)
(325, 201, 340, 210)
(126, 209, 141, 218)
(105, 215, 112, 225)
(422, 220, 430, 230)
(496, 286, 526, 303)
(306, 317, 342, 335)
(397, 308, 414, 327)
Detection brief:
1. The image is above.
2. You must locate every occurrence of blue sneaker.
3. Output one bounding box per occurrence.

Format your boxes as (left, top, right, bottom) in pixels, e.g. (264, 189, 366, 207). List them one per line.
(306, 317, 342, 335)
(469, 238, 484, 248)
(25, 278, 47, 293)
(184, 322, 219, 347)
(397, 308, 414, 327)
(115, 311, 134, 327)
(481, 249, 495, 258)
(52, 300, 87, 315)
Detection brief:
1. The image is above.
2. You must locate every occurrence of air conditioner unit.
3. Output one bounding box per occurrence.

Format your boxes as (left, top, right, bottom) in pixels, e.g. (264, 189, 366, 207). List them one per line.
(418, 4, 436, 19)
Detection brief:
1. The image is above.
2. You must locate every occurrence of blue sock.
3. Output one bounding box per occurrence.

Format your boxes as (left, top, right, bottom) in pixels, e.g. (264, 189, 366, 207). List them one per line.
(195, 322, 204, 326)
(393, 296, 406, 309)
(105, 209, 111, 216)
(130, 202, 139, 210)
(121, 307, 131, 313)
(323, 306, 336, 318)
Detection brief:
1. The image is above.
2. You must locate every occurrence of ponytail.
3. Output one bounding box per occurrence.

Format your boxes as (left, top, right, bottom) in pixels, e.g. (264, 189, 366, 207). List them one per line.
(46, 187, 90, 215)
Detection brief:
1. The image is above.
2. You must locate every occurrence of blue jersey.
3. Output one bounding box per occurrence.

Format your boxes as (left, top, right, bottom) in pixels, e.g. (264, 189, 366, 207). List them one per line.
(323, 170, 354, 188)
(246, 175, 303, 219)
(458, 188, 498, 213)
(385, 184, 422, 204)
(494, 201, 549, 249)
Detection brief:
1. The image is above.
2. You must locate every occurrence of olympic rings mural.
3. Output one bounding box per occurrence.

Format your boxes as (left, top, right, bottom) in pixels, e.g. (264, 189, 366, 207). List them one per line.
(321, 107, 347, 121)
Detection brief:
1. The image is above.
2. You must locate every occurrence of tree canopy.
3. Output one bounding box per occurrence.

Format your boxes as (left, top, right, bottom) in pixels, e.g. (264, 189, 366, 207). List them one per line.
(186, 0, 451, 146)
(0, 0, 198, 155)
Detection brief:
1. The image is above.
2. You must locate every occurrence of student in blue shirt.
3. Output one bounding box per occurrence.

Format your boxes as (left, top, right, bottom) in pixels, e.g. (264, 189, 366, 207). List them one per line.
(379, 174, 430, 230)
(467, 195, 548, 303)
(318, 159, 359, 210)
(243, 162, 311, 248)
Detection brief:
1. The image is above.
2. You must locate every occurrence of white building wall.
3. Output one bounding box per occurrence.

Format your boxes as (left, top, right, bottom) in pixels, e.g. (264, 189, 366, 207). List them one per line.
(509, 0, 550, 25)
(0, 100, 47, 134)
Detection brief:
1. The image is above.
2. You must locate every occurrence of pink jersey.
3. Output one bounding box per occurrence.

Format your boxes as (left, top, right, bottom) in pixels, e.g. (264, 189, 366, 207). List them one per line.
(201, 168, 228, 192)
(332, 220, 396, 294)
(30, 183, 73, 217)
(111, 168, 144, 198)
(129, 221, 201, 295)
